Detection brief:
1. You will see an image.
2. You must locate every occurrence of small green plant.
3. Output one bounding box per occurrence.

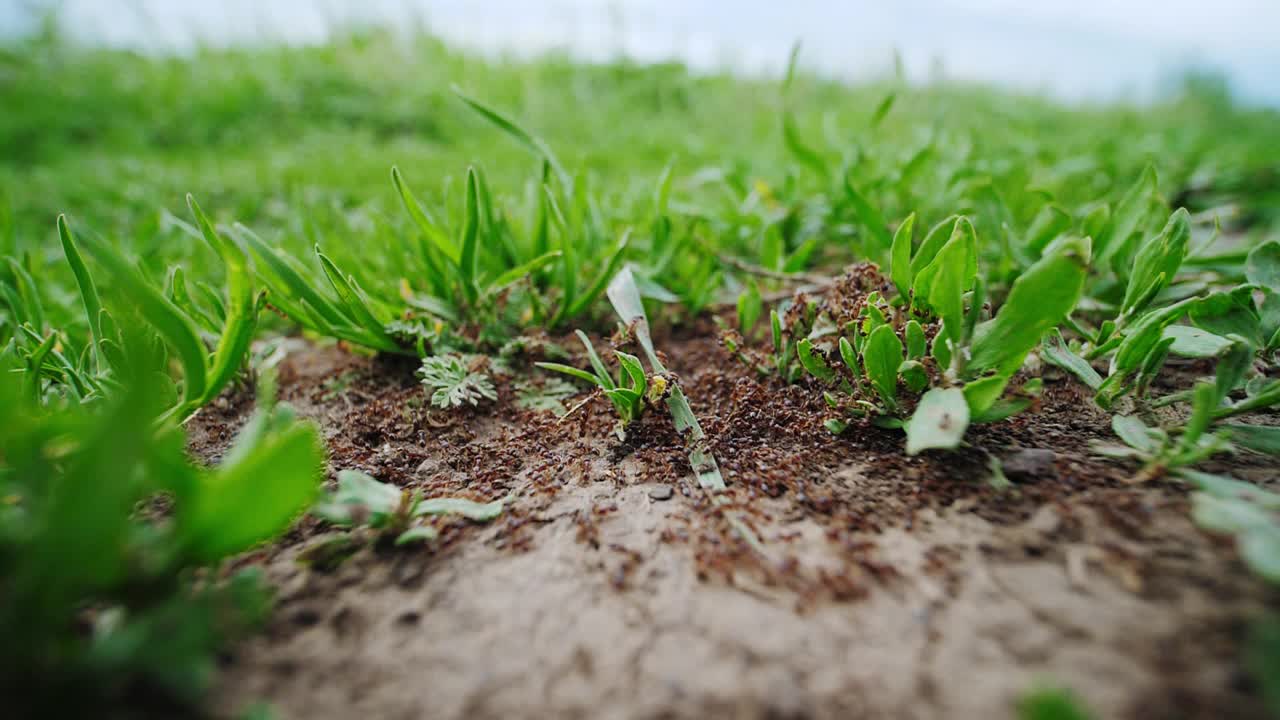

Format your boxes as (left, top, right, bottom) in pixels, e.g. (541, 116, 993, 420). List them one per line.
(417, 354, 498, 409)
(1180, 470, 1280, 583)
(0, 343, 323, 715)
(56, 200, 265, 422)
(1090, 336, 1280, 476)
(1017, 686, 1094, 720)
(313, 470, 505, 546)
(792, 216, 1087, 454)
(536, 330, 654, 439)
(1048, 210, 1280, 421)
(1092, 410, 1232, 482)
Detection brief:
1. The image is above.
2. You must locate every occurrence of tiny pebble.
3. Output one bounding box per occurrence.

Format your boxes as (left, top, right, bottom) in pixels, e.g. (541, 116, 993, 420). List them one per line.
(648, 485, 674, 501)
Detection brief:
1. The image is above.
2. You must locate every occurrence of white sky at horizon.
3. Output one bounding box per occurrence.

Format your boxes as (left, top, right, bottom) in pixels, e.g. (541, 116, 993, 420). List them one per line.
(3, 0, 1278, 105)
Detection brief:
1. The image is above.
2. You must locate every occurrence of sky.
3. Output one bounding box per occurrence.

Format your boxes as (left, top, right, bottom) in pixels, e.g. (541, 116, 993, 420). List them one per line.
(3, 0, 1278, 106)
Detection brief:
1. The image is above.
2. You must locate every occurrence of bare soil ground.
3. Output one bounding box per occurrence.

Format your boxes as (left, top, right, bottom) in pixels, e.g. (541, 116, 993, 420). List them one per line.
(191, 324, 1278, 720)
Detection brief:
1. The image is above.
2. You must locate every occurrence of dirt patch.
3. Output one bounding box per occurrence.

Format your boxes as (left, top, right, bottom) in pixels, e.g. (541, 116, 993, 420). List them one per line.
(196, 331, 1278, 720)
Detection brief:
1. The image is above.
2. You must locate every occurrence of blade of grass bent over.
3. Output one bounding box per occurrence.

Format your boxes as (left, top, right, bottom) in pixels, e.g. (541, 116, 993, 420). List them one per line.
(606, 266, 735, 495)
(608, 268, 764, 554)
(451, 86, 571, 191)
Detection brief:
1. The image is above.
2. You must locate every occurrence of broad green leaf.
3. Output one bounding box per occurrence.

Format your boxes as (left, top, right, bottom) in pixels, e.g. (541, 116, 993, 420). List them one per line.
(312, 470, 404, 527)
(1041, 329, 1102, 390)
(889, 213, 916, 299)
(905, 387, 970, 455)
(914, 218, 977, 349)
(1180, 382, 1217, 450)
(1214, 340, 1252, 404)
(968, 236, 1090, 375)
(1191, 493, 1272, 534)
(931, 319, 953, 371)
(395, 526, 439, 546)
(1214, 379, 1280, 420)
(1238, 526, 1280, 583)
(862, 324, 902, 408)
(909, 215, 959, 279)
(1246, 240, 1280, 291)
(1120, 208, 1190, 319)
(615, 351, 647, 393)
(179, 412, 323, 563)
(1178, 470, 1280, 508)
(797, 338, 836, 384)
(1112, 414, 1159, 453)
(838, 336, 860, 377)
(1225, 424, 1280, 456)
(898, 360, 928, 393)
(962, 374, 1008, 417)
(1111, 296, 1201, 375)
(904, 319, 926, 359)
(1163, 325, 1232, 358)
(1189, 287, 1263, 348)
(1259, 291, 1280, 349)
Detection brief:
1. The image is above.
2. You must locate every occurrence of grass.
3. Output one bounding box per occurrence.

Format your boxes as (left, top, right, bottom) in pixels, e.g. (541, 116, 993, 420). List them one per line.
(3, 22, 1280, 718)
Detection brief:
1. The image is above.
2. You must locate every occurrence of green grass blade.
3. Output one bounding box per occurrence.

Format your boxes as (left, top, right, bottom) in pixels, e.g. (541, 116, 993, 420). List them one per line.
(574, 330, 616, 390)
(315, 248, 399, 352)
(391, 166, 461, 263)
(781, 111, 829, 181)
(889, 212, 916, 298)
(57, 215, 105, 367)
(562, 229, 631, 321)
(233, 223, 348, 329)
(79, 237, 209, 412)
(451, 86, 570, 189)
(188, 195, 258, 405)
(869, 91, 897, 128)
(535, 361, 604, 388)
(5, 256, 45, 333)
(459, 167, 481, 305)
(489, 249, 562, 290)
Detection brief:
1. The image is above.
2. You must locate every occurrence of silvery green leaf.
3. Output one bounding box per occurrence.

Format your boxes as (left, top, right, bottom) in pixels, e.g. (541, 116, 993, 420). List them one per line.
(905, 387, 970, 455)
